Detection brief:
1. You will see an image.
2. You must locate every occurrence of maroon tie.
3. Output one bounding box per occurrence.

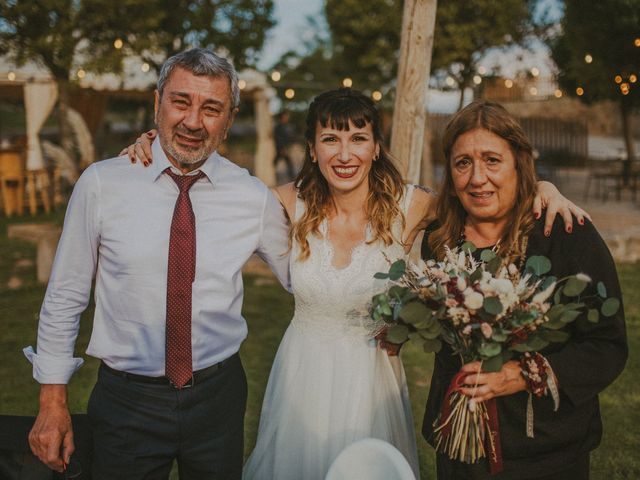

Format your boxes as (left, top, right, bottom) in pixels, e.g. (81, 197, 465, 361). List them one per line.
(165, 168, 204, 388)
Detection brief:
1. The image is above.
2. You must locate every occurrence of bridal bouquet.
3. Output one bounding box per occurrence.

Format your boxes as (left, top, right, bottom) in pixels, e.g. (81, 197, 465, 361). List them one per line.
(371, 244, 619, 473)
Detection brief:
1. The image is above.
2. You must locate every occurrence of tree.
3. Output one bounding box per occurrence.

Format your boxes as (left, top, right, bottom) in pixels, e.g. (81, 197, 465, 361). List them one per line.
(324, 0, 403, 91)
(550, 0, 640, 180)
(0, 0, 275, 170)
(125, 0, 275, 73)
(431, 0, 532, 109)
(0, 0, 160, 169)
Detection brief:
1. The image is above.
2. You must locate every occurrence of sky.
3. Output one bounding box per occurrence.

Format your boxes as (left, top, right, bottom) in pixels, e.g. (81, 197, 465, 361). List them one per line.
(257, 0, 563, 113)
(256, 0, 325, 71)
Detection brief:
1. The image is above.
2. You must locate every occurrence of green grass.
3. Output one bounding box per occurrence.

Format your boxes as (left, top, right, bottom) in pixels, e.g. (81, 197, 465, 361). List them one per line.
(1, 217, 638, 479)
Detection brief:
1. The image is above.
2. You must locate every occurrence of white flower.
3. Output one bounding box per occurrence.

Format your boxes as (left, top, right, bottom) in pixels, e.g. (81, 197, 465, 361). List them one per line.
(409, 259, 428, 277)
(445, 297, 458, 308)
(456, 277, 467, 292)
(499, 292, 520, 311)
(508, 263, 519, 276)
(448, 307, 471, 325)
(480, 322, 493, 339)
(576, 273, 592, 283)
(462, 325, 472, 335)
(532, 281, 556, 305)
(493, 278, 514, 295)
(463, 289, 484, 310)
(457, 251, 466, 268)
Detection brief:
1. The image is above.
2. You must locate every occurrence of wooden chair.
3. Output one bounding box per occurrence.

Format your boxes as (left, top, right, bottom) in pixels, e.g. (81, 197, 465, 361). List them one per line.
(0, 148, 26, 217)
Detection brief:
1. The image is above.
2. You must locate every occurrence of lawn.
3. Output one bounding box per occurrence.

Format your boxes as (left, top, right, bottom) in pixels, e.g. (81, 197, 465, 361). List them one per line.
(0, 214, 638, 479)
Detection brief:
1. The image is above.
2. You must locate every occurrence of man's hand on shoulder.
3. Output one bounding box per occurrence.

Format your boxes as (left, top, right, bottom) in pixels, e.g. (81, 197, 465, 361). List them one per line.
(29, 384, 75, 472)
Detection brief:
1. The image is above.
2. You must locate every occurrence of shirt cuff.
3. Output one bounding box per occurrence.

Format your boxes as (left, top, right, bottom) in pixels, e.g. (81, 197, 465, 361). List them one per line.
(23, 346, 84, 384)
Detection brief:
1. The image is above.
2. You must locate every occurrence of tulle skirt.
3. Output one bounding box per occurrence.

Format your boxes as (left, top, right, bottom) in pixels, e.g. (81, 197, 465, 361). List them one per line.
(243, 321, 420, 480)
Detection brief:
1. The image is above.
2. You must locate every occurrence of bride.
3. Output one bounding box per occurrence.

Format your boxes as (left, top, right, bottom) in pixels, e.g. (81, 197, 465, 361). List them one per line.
(124, 88, 586, 480)
(244, 89, 428, 479)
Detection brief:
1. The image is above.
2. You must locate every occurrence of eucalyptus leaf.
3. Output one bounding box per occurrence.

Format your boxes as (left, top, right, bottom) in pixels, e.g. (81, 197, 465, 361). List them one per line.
(389, 259, 407, 281)
(601, 298, 620, 317)
(542, 329, 570, 342)
(388, 285, 407, 299)
(393, 303, 403, 321)
(526, 335, 550, 350)
(461, 241, 477, 253)
(563, 277, 588, 296)
(381, 304, 392, 316)
(543, 318, 567, 330)
(560, 310, 581, 324)
(419, 322, 443, 339)
(478, 342, 501, 357)
(546, 304, 565, 322)
(486, 256, 502, 275)
(423, 338, 442, 353)
(482, 354, 504, 373)
(386, 324, 410, 344)
(587, 308, 599, 323)
(491, 330, 508, 342)
(539, 275, 557, 292)
(374, 272, 389, 279)
(511, 342, 533, 353)
(400, 302, 431, 325)
(480, 249, 497, 262)
(483, 297, 503, 315)
(554, 287, 563, 305)
(526, 256, 552, 276)
(469, 268, 483, 283)
(597, 282, 607, 298)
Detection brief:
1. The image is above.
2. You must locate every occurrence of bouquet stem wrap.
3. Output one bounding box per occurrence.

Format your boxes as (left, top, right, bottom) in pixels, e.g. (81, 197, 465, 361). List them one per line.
(434, 371, 503, 475)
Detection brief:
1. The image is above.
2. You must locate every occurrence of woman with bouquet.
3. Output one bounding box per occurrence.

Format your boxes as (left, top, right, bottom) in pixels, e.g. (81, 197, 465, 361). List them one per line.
(123, 89, 586, 479)
(420, 100, 628, 479)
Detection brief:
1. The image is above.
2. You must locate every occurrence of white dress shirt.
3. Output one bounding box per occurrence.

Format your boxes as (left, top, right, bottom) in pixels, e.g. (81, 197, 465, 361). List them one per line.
(25, 139, 290, 383)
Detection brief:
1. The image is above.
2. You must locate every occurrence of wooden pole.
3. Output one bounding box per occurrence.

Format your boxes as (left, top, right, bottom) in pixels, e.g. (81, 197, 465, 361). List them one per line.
(390, 0, 438, 185)
(253, 88, 277, 187)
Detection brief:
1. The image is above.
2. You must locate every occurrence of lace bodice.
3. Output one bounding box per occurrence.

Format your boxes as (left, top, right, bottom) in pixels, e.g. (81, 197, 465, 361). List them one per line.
(289, 186, 414, 338)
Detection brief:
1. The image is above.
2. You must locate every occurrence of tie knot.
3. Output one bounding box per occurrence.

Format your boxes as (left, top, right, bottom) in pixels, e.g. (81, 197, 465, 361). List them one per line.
(166, 169, 204, 193)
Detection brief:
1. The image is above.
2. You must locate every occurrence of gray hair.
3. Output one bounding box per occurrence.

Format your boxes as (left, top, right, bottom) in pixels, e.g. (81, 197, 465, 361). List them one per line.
(157, 48, 240, 108)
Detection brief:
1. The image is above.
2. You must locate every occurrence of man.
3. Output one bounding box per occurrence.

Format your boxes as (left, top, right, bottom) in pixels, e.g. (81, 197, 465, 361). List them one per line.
(24, 48, 290, 479)
(272, 110, 296, 180)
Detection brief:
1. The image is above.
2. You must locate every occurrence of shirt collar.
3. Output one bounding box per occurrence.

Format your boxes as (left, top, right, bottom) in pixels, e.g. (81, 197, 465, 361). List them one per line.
(147, 137, 222, 185)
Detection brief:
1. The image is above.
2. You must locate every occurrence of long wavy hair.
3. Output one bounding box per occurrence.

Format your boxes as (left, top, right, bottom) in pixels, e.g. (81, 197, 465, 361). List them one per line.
(293, 88, 405, 261)
(429, 100, 537, 263)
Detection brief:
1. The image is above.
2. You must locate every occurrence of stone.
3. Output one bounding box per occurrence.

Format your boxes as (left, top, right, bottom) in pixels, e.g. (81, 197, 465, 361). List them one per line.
(7, 276, 23, 290)
(7, 222, 61, 284)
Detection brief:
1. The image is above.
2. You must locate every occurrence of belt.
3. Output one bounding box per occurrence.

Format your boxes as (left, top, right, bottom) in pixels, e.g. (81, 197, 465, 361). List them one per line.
(100, 353, 237, 389)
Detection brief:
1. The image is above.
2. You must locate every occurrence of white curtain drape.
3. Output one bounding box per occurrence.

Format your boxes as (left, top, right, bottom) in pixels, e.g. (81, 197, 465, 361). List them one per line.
(24, 82, 58, 171)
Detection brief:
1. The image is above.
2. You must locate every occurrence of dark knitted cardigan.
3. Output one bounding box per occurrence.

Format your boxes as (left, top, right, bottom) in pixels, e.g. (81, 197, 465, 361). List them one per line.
(420, 216, 628, 479)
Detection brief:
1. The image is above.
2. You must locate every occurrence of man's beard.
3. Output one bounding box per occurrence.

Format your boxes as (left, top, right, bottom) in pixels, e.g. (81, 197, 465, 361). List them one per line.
(156, 107, 218, 168)
(163, 126, 213, 167)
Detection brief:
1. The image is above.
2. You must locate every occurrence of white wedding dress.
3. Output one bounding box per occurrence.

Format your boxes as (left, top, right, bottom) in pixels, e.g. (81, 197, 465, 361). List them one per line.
(243, 186, 420, 480)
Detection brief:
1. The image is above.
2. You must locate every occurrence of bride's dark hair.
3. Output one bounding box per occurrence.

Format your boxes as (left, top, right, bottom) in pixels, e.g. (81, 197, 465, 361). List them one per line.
(293, 88, 405, 260)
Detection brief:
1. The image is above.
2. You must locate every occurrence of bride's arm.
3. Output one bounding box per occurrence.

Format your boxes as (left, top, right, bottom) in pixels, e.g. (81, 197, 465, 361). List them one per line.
(402, 187, 437, 254)
(271, 182, 297, 224)
(119, 130, 157, 166)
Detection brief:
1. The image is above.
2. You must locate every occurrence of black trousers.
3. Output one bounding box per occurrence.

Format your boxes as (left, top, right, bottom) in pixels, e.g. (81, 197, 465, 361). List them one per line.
(87, 354, 247, 480)
(436, 452, 590, 480)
